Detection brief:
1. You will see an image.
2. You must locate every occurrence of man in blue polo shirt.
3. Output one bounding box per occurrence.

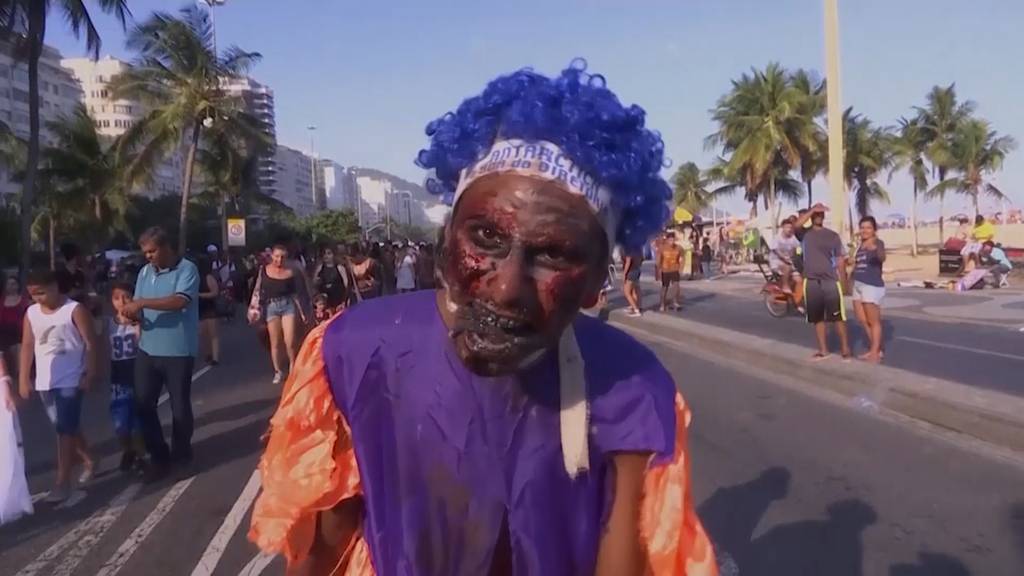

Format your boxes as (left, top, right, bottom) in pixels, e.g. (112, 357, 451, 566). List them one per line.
(122, 227, 199, 482)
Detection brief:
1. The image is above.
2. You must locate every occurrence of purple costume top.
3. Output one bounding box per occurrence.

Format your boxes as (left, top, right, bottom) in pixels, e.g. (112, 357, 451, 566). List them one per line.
(322, 290, 677, 575)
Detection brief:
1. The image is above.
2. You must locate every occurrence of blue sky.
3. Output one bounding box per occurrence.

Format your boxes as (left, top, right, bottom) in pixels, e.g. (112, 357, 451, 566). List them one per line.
(48, 0, 1023, 218)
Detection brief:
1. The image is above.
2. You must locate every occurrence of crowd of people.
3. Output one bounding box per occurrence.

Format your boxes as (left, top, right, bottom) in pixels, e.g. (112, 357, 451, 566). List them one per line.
(0, 231, 442, 511)
(945, 214, 1014, 289)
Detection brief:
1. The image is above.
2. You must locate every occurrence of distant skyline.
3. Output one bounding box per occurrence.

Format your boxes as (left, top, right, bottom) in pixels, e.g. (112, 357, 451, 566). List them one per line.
(46, 0, 1023, 219)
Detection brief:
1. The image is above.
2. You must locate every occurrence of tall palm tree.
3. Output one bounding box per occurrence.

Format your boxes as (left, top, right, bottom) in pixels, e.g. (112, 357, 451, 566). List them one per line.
(1, 0, 130, 278)
(789, 69, 827, 209)
(889, 117, 929, 256)
(915, 84, 976, 242)
(843, 109, 893, 226)
(109, 5, 261, 253)
(706, 63, 816, 227)
(32, 172, 83, 269)
(195, 120, 269, 250)
(671, 161, 713, 213)
(927, 118, 1016, 218)
(40, 104, 134, 238)
(0, 119, 24, 169)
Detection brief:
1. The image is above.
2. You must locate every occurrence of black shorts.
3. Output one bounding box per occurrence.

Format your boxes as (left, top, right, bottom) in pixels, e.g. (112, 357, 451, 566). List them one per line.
(626, 267, 641, 283)
(661, 271, 680, 287)
(804, 278, 845, 323)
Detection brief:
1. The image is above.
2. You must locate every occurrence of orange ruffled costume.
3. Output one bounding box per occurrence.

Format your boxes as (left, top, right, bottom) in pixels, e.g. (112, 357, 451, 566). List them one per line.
(249, 321, 717, 575)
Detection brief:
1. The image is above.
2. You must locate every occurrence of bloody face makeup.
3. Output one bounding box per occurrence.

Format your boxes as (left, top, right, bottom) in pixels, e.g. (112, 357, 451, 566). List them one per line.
(438, 173, 608, 376)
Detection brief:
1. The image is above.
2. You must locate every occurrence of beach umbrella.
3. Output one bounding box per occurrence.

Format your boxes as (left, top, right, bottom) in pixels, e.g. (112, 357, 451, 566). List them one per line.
(673, 206, 694, 224)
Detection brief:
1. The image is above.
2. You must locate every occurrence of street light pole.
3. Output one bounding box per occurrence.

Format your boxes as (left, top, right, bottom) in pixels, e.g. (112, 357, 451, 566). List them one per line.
(307, 125, 317, 212)
(204, 0, 226, 248)
(824, 0, 847, 239)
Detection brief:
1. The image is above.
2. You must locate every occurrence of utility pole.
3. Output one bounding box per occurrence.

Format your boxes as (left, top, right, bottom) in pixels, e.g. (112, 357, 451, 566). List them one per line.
(384, 185, 392, 242)
(824, 0, 847, 239)
(307, 125, 317, 211)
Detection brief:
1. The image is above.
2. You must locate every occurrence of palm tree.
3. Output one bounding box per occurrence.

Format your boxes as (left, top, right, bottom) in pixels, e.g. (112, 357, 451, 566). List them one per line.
(789, 69, 827, 209)
(40, 104, 134, 239)
(109, 5, 261, 253)
(671, 161, 713, 213)
(32, 172, 83, 269)
(196, 121, 269, 250)
(915, 84, 976, 242)
(0, 119, 24, 170)
(1, 0, 130, 278)
(706, 63, 816, 227)
(927, 118, 1016, 218)
(889, 117, 929, 256)
(843, 109, 893, 228)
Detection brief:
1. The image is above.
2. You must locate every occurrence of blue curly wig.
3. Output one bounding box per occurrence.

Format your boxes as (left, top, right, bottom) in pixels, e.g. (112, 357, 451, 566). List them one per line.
(416, 59, 671, 251)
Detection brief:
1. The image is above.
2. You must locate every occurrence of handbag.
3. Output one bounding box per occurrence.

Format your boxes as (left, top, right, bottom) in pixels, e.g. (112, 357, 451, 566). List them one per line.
(247, 267, 264, 324)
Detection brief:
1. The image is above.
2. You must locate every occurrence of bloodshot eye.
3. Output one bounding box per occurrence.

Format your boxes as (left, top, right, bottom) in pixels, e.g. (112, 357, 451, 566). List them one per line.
(471, 225, 502, 249)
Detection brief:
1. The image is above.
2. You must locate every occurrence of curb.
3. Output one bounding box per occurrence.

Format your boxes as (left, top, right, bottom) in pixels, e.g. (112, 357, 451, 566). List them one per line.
(606, 308, 1024, 458)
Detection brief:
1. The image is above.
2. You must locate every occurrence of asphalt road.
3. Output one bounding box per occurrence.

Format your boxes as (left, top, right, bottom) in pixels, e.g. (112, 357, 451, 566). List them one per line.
(625, 274, 1023, 397)
(2, 317, 1022, 575)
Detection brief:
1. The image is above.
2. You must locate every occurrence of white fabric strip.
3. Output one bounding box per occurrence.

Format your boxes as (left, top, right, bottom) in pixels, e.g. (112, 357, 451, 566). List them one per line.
(454, 139, 618, 241)
(558, 326, 589, 478)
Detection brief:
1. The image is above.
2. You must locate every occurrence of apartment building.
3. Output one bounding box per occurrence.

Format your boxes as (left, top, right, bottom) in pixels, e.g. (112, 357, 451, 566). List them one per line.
(0, 37, 84, 199)
(222, 76, 278, 199)
(274, 144, 316, 216)
(61, 56, 184, 198)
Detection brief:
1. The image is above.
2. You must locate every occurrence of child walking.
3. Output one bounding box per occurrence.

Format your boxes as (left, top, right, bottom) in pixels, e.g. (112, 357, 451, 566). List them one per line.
(108, 282, 143, 471)
(18, 270, 97, 503)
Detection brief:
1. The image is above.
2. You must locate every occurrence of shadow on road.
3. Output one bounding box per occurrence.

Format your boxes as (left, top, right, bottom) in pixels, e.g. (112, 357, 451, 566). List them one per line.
(698, 466, 791, 567)
(193, 397, 277, 428)
(698, 467, 885, 576)
(1011, 501, 1024, 564)
(889, 552, 972, 576)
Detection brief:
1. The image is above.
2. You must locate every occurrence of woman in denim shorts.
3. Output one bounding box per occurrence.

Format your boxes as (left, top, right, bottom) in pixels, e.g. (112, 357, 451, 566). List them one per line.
(248, 245, 305, 384)
(851, 216, 886, 363)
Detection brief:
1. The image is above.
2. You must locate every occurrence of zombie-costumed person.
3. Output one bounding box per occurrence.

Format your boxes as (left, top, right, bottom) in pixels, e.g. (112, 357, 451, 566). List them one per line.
(249, 60, 718, 576)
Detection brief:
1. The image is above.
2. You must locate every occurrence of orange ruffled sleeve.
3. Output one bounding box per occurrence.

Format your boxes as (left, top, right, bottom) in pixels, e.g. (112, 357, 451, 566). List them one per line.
(640, 394, 719, 576)
(248, 319, 374, 574)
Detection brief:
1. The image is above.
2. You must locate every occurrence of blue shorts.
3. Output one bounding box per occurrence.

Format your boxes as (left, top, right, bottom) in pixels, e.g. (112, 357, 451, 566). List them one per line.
(39, 388, 84, 435)
(264, 297, 296, 320)
(109, 383, 137, 437)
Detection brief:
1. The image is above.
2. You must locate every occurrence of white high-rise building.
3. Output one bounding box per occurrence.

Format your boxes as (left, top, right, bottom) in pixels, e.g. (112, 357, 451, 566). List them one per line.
(0, 38, 83, 199)
(321, 160, 360, 212)
(274, 144, 316, 216)
(355, 173, 439, 229)
(61, 56, 184, 198)
(222, 77, 277, 199)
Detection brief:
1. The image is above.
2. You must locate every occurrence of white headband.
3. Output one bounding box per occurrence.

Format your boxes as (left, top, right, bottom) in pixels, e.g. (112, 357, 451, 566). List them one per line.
(454, 139, 619, 244)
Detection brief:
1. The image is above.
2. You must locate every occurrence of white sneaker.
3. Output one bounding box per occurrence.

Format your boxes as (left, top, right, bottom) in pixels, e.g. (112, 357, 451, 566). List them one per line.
(272, 372, 283, 385)
(627, 309, 642, 318)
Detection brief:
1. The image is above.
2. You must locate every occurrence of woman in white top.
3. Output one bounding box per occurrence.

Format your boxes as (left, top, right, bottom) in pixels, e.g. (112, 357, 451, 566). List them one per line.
(395, 246, 418, 293)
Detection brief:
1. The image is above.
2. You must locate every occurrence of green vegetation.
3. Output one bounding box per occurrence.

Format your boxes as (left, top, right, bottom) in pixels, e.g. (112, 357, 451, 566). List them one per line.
(690, 66, 1015, 251)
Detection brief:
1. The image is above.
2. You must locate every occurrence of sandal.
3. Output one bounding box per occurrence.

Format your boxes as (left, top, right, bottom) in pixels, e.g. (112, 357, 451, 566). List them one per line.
(810, 352, 832, 362)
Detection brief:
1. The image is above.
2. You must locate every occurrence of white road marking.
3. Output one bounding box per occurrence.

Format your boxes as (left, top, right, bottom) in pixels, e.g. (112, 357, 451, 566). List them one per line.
(896, 335, 1024, 362)
(190, 469, 262, 576)
(93, 477, 196, 576)
(14, 483, 142, 576)
(238, 552, 276, 576)
(159, 365, 213, 407)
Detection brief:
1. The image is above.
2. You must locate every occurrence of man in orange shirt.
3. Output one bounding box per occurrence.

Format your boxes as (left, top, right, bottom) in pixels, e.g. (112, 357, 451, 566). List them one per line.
(658, 230, 684, 311)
